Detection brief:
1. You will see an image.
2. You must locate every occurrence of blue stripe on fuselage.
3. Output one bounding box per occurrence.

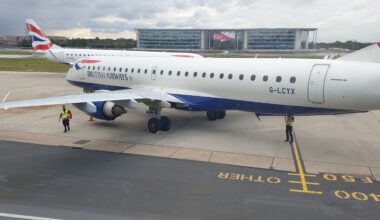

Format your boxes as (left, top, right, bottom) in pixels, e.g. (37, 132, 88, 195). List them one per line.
(67, 80, 361, 116)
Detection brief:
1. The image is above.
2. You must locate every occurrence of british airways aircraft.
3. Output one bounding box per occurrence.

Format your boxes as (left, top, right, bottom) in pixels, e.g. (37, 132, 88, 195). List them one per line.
(26, 19, 203, 63)
(1, 43, 380, 133)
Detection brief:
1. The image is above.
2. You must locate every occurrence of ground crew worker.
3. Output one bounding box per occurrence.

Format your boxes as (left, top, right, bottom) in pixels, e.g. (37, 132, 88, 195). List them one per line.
(59, 105, 72, 132)
(285, 114, 294, 143)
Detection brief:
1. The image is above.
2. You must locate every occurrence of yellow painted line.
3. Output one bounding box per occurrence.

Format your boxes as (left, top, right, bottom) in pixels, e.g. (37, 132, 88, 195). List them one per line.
(290, 189, 323, 195)
(288, 181, 320, 185)
(291, 140, 309, 189)
(288, 173, 317, 177)
(287, 132, 323, 195)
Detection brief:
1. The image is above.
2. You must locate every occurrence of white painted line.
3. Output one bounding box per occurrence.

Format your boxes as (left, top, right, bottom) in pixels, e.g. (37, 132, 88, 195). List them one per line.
(0, 212, 62, 220)
(2, 91, 10, 103)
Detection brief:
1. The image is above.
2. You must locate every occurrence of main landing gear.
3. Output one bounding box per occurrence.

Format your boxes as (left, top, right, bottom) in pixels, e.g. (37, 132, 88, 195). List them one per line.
(146, 107, 171, 133)
(206, 110, 226, 121)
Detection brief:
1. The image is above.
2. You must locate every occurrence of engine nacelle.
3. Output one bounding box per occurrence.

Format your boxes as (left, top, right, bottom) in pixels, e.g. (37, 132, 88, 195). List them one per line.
(74, 101, 127, 120)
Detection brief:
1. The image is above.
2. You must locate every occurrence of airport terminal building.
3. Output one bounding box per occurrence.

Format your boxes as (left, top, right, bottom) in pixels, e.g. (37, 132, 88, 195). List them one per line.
(136, 28, 318, 51)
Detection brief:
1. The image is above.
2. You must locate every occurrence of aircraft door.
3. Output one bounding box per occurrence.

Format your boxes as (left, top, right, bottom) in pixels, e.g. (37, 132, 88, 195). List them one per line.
(151, 66, 157, 80)
(308, 64, 330, 103)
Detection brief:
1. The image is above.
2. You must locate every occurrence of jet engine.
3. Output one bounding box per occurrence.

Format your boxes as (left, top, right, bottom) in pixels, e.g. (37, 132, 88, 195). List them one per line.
(73, 101, 127, 120)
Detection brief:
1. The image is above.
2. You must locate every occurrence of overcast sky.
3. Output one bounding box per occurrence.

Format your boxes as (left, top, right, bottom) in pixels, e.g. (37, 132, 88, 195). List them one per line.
(0, 0, 379, 42)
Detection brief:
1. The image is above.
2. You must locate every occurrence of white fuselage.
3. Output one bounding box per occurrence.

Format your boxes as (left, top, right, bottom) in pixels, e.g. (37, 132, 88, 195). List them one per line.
(66, 57, 380, 115)
(35, 48, 203, 64)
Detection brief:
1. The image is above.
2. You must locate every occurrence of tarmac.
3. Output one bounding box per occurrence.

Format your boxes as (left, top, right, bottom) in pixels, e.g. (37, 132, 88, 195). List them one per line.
(0, 140, 379, 220)
(0, 71, 380, 219)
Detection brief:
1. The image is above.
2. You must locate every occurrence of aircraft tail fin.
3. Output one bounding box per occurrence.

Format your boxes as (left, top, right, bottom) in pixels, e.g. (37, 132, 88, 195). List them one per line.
(337, 43, 380, 63)
(25, 19, 62, 51)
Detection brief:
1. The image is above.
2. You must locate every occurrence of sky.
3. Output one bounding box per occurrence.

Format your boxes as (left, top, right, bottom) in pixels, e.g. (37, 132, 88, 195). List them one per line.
(0, 0, 379, 42)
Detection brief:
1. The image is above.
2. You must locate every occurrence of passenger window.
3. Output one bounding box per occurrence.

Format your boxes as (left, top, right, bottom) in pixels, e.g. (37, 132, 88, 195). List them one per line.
(125, 68, 128, 73)
(177, 71, 181, 76)
(185, 71, 189, 77)
(131, 68, 134, 73)
(210, 73, 214, 78)
(169, 70, 172, 76)
(263, 75, 268, 82)
(276, 76, 282, 82)
(220, 73, 224, 79)
(87, 66, 90, 70)
(97, 66, 100, 71)
(92, 66, 95, 70)
(202, 72, 206, 78)
(239, 74, 244, 80)
(228, 74, 233, 80)
(138, 69, 141, 73)
(194, 72, 197, 77)
(108, 67, 111, 71)
(290, 77, 296, 83)
(251, 75, 256, 81)
(103, 67, 106, 71)
(160, 70, 164, 75)
(119, 68, 122, 72)
(144, 69, 147, 74)
(113, 67, 116, 71)
(153, 69, 156, 74)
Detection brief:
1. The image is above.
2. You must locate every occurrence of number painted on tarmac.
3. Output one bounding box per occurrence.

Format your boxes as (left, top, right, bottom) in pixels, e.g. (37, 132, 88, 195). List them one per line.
(323, 174, 337, 181)
(323, 174, 374, 184)
(334, 190, 380, 202)
(334, 190, 350, 199)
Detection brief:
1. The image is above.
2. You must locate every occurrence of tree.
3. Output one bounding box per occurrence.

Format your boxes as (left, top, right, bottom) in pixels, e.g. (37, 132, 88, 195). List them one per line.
(19, 39, 32, 48)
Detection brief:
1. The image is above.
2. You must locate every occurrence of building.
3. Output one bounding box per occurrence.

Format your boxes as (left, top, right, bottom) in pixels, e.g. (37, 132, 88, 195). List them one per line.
(0, 35, 29, 47)
(136, 28, 318, 51)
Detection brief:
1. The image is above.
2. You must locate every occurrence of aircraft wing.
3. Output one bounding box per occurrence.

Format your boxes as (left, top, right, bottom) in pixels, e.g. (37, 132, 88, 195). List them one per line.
(0, 88, 187, 110)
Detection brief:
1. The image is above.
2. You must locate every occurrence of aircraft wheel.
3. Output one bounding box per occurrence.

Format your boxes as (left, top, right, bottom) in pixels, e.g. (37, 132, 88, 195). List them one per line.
(148, 118, 160, 133)
(160, 116, 171, 131)
(217, 111, 226, 119)
(206, 111, 218, 121)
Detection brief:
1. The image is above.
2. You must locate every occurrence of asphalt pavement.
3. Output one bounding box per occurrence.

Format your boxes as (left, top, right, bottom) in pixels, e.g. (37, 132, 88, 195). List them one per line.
(0, 140, 378, 220)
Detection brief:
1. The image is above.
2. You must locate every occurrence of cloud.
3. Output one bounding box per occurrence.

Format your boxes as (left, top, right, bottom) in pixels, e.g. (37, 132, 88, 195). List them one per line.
(0, 0, 379, 42)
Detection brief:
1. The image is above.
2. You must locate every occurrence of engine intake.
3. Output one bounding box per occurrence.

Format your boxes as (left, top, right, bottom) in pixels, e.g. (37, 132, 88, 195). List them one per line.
(102, 101, 127, 120)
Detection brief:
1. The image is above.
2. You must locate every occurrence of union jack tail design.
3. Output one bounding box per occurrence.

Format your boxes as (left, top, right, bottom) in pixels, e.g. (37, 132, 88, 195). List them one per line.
(26, 19, 57, 51)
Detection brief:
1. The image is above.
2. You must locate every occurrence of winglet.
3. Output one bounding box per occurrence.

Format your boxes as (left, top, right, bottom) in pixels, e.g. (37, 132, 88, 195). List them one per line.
(338, 43, 380, 63)
(2, 92, 10, 103)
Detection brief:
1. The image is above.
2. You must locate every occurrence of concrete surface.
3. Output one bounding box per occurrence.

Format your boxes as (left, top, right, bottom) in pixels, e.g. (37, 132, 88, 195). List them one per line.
(1, 71, 380, 180)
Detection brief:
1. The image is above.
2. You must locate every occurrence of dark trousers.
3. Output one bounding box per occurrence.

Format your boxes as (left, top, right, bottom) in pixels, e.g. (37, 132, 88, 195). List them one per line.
(62, 119, 70, 131)
(286, 125, 293, 142)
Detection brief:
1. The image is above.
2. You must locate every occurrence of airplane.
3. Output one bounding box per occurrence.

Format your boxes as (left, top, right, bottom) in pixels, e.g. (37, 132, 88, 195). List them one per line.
(1, 43, 380, 133)
(26, 19, 203, 63)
